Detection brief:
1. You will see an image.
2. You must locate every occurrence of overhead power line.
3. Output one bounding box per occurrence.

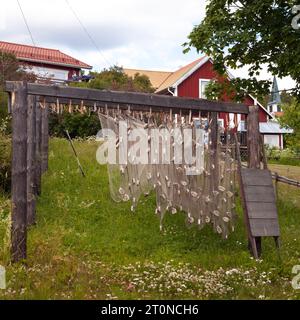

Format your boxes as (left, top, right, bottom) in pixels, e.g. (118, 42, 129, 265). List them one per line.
(16, 0, 36, 46)
(65, 0, 112, 67)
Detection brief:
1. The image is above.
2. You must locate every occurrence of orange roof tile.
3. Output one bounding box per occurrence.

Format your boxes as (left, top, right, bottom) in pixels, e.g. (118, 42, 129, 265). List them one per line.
(0, 41, 92, 69)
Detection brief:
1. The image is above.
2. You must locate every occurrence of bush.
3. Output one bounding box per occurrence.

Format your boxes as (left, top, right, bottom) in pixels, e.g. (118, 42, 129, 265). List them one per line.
(265, 145, 300, 166)
(49, 112, 100, 139)
(0, 133, 11, 193)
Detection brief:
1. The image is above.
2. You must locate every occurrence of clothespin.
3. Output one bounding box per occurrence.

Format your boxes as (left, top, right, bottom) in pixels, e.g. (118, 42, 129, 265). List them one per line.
(80, 100, 84, 114)
(39, 97, 46, 109)
(56, 98, 60, 114)
(69, 100, 73, 114)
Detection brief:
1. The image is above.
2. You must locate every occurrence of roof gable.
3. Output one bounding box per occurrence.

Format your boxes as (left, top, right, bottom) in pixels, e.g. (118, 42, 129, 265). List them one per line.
(158, 57, 207, 92)
(123, 68, 172, 89)
(123, 57, 207, 93)
(0, 41, 92, 69)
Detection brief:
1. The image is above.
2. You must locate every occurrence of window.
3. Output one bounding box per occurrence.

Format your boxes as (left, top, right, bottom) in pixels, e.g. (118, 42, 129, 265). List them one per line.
(30, 66, 69, 80)
(199, 79, 210, 99)
(238, 120, 246, 132)
(218, 119, 224, 128)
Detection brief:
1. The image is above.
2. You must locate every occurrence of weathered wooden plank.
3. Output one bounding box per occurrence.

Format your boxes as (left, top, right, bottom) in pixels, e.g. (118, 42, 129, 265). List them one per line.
(241, 168, 273, 186)
(11, 82, 28, 262)
(35, 99, 42, 196)
(27, 95, 36, 226)
(41, 104, 49, 174)
(247, 105, 261, 169)
(247, 202, 278, 219)
(210, 112, 219, 191)
(5, 81, 249, 114)
(244, 185, 276, 202)
(249, 219, 280, 237)
(234, 134, 260, 258)
(239, 164, 280, 248)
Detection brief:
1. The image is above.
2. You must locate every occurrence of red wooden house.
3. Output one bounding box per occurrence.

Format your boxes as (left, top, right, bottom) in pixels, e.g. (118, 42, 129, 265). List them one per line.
(0, 41, 92, 82)
(125, 57, 291, 148)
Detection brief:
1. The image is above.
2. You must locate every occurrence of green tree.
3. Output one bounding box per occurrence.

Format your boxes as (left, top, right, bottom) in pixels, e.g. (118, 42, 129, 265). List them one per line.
(50, 66, 154, 138)
(184, 1, 300, 99)
(281, 90, 293, 105)
(0, 51, 36, 122)
(72, 66, 155, 93)
(279, 98, 300, 153)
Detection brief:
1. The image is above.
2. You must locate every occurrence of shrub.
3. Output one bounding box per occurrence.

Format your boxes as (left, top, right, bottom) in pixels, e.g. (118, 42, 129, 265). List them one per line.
(265, 145, 300, 166)
(0, 133, 11, 193)
(49, 112, 100, 139)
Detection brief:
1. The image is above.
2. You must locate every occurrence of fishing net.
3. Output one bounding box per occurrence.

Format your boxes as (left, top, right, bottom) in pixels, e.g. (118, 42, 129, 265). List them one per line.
(98, 108, 237, 239)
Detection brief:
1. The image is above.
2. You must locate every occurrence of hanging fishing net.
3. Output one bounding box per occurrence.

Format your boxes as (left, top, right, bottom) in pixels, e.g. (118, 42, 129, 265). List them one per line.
(98, 108, 237, 239)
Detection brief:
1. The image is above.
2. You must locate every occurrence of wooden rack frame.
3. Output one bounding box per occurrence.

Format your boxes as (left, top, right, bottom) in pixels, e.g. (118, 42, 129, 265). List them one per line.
(5, 81, 263, 263)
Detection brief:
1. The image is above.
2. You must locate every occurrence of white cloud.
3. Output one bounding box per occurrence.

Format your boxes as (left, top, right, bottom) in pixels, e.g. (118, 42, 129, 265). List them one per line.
(0, 0, 295, 90)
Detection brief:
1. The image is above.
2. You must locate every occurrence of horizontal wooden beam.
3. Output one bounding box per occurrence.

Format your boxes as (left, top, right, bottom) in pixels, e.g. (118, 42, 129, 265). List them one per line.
(5, 81, 249, 114)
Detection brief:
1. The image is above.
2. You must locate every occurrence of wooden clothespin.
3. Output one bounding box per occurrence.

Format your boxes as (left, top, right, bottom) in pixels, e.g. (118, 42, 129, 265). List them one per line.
(69, 100, 73, 114)
(56, 98, 60, 114)
(80, 101, 84, 114)
(189, 109, 192, 125)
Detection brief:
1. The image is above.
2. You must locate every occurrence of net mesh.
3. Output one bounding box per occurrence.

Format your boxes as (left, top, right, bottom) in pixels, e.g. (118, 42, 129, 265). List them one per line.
(98, 109, 237, 239)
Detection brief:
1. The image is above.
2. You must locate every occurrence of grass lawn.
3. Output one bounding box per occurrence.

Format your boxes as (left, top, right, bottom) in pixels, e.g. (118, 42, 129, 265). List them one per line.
(0, 138, 300, 300)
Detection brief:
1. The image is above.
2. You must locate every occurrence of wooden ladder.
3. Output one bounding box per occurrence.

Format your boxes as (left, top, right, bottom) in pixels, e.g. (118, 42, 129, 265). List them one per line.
(235, 135, 280, 259)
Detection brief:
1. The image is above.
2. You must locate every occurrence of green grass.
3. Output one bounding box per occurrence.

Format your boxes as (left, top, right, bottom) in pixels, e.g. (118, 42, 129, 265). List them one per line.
(0, 138, 300, 299)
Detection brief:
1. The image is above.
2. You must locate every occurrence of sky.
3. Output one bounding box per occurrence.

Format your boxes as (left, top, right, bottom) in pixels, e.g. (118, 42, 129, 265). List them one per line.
(0, 0, 295, 90)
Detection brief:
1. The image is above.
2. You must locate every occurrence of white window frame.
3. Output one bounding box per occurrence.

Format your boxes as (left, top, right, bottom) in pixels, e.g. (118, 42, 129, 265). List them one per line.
(199, 78, 211, 99)
(218, 119, 224, 129)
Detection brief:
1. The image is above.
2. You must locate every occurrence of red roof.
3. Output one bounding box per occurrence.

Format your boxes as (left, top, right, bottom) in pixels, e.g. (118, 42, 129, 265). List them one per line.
(0, 41, 92, 69)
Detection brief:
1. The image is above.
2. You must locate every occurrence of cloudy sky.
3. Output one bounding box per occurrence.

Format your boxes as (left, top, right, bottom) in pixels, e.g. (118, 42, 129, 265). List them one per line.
(0, 0, 295, 90)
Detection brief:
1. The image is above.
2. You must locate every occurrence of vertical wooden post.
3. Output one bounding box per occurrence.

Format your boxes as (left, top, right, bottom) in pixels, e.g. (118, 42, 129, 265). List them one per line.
(260, 135, 268, 170)
(27, 95, 36, 226)
(7, 92, 13, 114)
(35, 99, 42, 196)
(41, 102, 49, 174)
(210, 112, 219, 190)
(247, 105, 261, 169)
(246, 105, 261, 258)
(11, 82, 28, 262)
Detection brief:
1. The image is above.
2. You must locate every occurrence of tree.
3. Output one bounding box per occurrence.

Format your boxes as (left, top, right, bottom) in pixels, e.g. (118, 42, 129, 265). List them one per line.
(50, 66, 155, 138)
(281, 90, 293, 105)
(71, 66, 155, 93)
(279, 98, 300, 153)
(184, 1, 300, 100)
(0, 51, 36, 121)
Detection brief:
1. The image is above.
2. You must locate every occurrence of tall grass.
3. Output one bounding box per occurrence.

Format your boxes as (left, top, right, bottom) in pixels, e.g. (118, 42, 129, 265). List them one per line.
(0, 138, 299, 299)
